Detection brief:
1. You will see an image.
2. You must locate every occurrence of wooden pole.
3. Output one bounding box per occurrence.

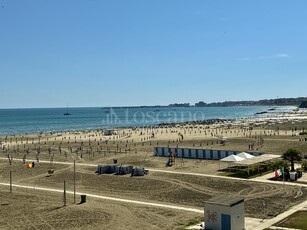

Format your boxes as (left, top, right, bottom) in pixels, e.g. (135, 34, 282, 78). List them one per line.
(10, 170, 12, 193)
(283, 166, 285, 186)
(74, 160, 76, 204)
(63, 180, 66, 206)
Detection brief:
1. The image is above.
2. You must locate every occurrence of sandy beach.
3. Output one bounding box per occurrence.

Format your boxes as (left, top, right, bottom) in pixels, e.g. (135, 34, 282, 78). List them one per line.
(3, 0, 307, 228)
(1, 110, 307, 229)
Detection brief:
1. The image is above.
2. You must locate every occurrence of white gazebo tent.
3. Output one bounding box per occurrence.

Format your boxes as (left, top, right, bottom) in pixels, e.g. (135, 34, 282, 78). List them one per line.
(237, 152, 255, 159)
(220, 154, 245, 162)
(219, 154, 245, 170)
(234, 154, 281, 175)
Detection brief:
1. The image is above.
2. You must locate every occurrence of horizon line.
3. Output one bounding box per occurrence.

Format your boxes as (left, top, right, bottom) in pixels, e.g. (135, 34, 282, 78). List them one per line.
(0, 97, 305, 110)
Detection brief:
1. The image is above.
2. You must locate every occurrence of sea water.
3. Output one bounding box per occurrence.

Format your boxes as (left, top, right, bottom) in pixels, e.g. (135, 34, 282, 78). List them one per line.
(0, 106, 296, 136)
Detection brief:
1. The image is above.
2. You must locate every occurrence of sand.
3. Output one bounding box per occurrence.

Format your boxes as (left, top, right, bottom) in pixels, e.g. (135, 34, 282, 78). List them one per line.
(1, 111, 307, 229)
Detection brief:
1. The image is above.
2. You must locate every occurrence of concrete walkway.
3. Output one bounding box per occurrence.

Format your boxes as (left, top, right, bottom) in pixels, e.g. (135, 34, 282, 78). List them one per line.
(250, 199, 307, 230)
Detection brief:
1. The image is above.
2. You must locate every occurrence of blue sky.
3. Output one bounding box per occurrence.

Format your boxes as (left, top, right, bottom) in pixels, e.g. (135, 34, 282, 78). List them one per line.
(0, 0, 307, 108)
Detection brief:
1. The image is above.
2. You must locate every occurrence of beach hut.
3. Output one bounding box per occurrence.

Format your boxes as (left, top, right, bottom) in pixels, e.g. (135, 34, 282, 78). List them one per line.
(103, 129, 118, 136)
(237, 152, 255, 159)
(205, 195, 245, 230)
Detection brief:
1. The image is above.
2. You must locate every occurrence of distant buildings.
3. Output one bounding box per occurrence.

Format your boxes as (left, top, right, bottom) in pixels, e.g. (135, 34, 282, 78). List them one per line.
(168, 103, 190, 107)
(195, 97, 307, 107)
(195, 101, 207, 107)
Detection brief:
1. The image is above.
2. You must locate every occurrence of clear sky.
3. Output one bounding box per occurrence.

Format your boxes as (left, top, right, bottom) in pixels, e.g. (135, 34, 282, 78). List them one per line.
(0, 0, 307, 108)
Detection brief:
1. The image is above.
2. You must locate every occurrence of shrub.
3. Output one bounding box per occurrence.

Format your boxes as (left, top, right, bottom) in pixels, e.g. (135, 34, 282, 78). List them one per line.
(269, 160, 288, 171)
(302, 161, 307, 172)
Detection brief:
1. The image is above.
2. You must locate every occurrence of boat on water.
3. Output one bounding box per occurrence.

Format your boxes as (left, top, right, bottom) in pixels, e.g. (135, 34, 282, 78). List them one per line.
(64, 104, 71, 115)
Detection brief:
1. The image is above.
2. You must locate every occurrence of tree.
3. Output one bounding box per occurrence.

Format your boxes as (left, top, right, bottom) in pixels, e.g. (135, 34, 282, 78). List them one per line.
(269, 160, 288, 171)
(282, 148, 302, 172)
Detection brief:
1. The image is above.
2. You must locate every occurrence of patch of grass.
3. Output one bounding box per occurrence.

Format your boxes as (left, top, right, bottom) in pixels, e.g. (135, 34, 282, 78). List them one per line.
(182, 217, 203, 227)
(275, 211, 307, 228)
